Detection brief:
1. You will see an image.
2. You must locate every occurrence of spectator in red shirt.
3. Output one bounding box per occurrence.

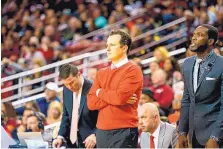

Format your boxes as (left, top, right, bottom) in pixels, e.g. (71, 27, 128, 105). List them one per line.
(38, 36, 54, 63)
(149, 69, 174, 115)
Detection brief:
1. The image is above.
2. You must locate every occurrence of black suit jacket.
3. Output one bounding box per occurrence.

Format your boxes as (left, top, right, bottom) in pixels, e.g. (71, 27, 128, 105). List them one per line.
(58, 78, 98, 143)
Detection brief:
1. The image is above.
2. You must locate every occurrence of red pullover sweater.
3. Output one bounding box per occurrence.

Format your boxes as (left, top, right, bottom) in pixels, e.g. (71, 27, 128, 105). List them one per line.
(87, 61, 143, 130)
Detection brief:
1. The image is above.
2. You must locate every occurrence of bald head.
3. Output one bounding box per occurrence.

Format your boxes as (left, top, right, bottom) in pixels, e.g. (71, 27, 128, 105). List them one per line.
(151, 69, 167, 86)
(138, 103, 160, 133)
(139, 103, 160, 118)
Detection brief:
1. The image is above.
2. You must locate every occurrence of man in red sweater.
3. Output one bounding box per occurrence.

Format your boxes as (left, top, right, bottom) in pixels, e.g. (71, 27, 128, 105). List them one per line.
(87, 30, 143, 148)
(149, 69, 174, 115)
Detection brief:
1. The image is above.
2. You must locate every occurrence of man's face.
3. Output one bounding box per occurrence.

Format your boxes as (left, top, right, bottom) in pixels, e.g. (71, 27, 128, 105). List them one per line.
(27, 116, 41, 132)
(63, 74, 82, 92)
(190, 26, 209, 52)
(22, 110, 34, 125)
(44, 89, 57, 100)
(106, 34, 127, 63)
(138, 109, 157, 133)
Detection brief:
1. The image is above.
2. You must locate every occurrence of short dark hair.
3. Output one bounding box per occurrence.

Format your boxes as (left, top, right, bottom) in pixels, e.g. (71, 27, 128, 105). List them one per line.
(27, 112, 45, 124)
(200, 24, 218, 44)
(59, 64, 79, 79)
(109, 30, 132, 53)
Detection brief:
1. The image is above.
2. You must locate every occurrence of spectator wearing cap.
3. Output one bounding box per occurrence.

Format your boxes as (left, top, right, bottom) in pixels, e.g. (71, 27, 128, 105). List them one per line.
(139, 88, 155, 106)
(139, 88, 166, 116)
(36, 82, 60, 116)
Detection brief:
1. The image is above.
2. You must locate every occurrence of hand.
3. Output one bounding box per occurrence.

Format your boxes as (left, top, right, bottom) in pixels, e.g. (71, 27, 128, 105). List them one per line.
(52, 138, 63, 148)
(205, 138, 219, 148)
(178, 134, 188, 148)
(83, 134, 96, 149)
(127, 94, 138, 104)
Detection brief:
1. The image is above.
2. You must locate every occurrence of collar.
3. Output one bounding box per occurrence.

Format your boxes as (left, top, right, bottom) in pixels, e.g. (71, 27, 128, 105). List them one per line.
(148, 123, 160, 138)
(196, 50, 214, 63)
(152, 123, 160, 139)
(111, 57, 129, 69)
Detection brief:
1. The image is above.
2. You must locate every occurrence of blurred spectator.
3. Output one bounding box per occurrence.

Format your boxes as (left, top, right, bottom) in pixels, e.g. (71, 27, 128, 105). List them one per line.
(1, 37, 19, 59)
(144, 61, 160, 88)
(46, 101, 62, 125)
(163, 57, 182, 86)
(139, 88, 166, 116)
(11, 108, 35, 141)
(16, 101, 40, 116)
(1, 102, 17, 135)
(61, 17, 82, 43)
(26, 112, 46, 132)
(87, 67, 98, 81)
(150, 69, 174, 115)
(139, 88, 155, 106)
(168, 99, 181, 125)
(149, 60, 160, 74)
(1, 58, 24, 76)
(38, 36, 54, 63)
(36, 82, 60, 116)
(153, 46, 169, 68)
(93, 9, 108, 29)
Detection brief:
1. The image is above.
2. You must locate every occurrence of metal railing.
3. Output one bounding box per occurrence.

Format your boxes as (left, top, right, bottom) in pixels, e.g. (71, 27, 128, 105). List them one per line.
(11, 47, 186, 109)
(1, 17, 186, 102)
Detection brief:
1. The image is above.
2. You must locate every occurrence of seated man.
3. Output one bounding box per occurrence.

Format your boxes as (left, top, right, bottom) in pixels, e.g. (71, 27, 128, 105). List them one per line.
(138, 103, 177, 148)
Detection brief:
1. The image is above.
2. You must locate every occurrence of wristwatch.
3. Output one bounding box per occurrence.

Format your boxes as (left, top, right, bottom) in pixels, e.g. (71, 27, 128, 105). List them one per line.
(210, 136, 221, 144)
(178, 131, 187, 136)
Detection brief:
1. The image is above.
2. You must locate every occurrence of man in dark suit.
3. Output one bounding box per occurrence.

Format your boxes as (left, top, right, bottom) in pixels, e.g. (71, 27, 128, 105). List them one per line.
(178, 24, 223, 148)
(53, 64, 98, 148)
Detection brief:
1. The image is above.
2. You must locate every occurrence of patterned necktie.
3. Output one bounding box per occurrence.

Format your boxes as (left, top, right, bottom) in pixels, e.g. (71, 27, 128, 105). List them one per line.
(150, 135, 155, 149)
(194, 59, 202, 92)
(70, 92, 79, 144)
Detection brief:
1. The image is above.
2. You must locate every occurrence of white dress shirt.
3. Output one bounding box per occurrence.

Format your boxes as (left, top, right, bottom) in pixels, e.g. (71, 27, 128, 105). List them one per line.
(73, 76, 84, 118)
(193, 58, 202, 92)
(111, 57, 129, 68)
(55, 76, 84, 143)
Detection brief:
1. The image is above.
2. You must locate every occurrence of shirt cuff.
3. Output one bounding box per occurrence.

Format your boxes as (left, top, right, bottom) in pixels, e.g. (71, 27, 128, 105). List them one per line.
(57, 135, 65, 142)
(96, 89, 101, 97)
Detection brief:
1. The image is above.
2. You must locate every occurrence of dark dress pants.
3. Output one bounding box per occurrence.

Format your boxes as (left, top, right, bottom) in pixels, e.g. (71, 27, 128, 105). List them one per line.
(96, 127, 138, 148)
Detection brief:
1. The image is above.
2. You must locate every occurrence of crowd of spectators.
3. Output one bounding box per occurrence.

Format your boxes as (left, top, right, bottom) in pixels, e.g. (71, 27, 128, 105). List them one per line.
(1, 0, 223, 145)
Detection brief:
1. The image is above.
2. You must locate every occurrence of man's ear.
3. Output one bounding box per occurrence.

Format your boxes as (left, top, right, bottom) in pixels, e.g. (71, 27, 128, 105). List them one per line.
(208, 38, 215, 46)
(122, 45, 128, 53)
